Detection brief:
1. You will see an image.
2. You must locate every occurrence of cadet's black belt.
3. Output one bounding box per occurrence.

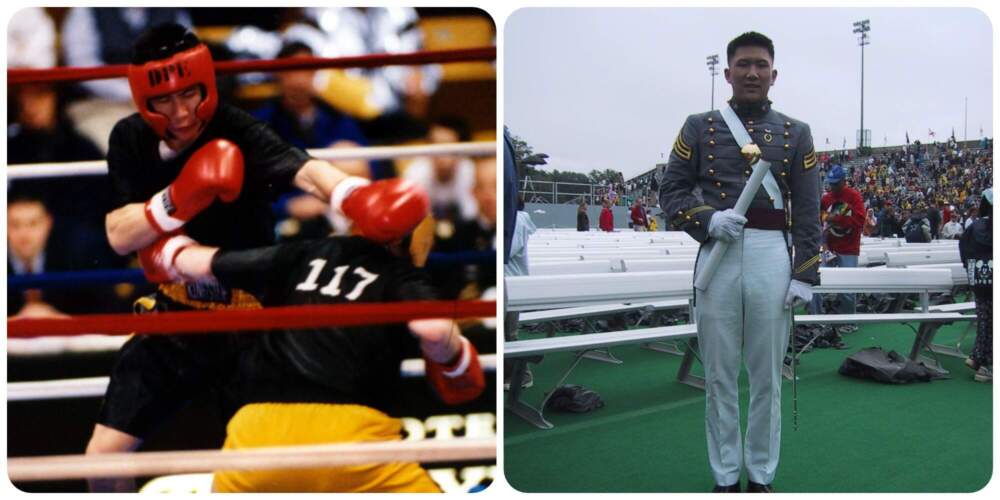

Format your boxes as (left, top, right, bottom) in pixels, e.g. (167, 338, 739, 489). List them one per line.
(745, 208, 786, 230)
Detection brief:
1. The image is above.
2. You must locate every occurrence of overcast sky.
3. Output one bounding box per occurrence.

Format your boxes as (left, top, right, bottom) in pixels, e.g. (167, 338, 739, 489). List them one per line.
(504, 7, 994, 179)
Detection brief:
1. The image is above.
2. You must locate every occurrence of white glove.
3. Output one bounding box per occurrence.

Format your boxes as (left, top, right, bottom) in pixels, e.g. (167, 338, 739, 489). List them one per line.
(708, 209, 748, 242)
(784, 279, 813, 310)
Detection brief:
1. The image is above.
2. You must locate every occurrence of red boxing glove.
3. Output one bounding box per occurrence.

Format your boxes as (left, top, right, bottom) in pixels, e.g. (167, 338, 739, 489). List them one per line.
(424, 337, 486, 405)
(145, 139, 245, 234)
(138, 234, 197, 283)
(329, 177, 429, 243)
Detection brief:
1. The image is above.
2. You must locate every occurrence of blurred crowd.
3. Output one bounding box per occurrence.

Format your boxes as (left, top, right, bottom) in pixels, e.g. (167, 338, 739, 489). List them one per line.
(817, 140, 993, 240)
(7, 7, 496, 318)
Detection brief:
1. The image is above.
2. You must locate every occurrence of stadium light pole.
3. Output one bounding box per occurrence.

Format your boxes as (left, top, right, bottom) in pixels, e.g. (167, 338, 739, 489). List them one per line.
(853, 19, 870, 151)
(706, 54, 719, 110)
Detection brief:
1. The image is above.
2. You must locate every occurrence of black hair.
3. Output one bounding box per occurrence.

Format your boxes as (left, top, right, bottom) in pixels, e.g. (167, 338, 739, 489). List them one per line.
(7, 188, 49, 210)
(132, 23, 200, 65)
(430, 115, 472, 142)
(727, 31, 774, 63)
(277, 41, 314, 59)
(980, 192, 992, 218)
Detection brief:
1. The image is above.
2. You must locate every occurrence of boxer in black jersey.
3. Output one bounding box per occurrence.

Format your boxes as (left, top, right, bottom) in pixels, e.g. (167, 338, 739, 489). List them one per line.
(139, 233, 485, 492)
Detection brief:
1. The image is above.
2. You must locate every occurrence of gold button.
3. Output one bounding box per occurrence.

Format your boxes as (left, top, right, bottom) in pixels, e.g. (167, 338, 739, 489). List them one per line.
(744, 170, 750, 176)
(784, 144, 790, 150)
(709, 140, 716, 146)
(715, 181, 722, 188)
(720, 192, 727, 199)
(785, 121, 791, 127)
(748, 128, 755, 134)
(781, 171, 787, 177)
(769, 197, 775, 203)
(784, 131, 790, 138)
(708, 154, 715, 161)
(708, 117, 714, 123)
(694, 220, 701, 226)
(708, 169, 715, 175)
(783, 158, 790, 165)
(677, 210, 683, 215)
(708, 127, 716, 134)
(685, 215, 691, 220)
(748, 120, 754, 125)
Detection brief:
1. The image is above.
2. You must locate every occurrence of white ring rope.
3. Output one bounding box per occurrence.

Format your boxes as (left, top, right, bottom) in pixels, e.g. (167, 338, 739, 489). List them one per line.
(6, 141, 496, 180)
(7, 355, 497, 402)
(7, 438, 496, 482)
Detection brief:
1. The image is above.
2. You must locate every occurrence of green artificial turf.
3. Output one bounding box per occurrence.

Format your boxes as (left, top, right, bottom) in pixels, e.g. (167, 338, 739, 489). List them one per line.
(504, 319, 992, 493)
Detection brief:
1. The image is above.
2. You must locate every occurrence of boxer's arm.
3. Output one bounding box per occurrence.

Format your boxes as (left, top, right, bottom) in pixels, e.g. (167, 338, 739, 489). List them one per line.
(173, 245, 220, 281)
(106, 203, 159, 255)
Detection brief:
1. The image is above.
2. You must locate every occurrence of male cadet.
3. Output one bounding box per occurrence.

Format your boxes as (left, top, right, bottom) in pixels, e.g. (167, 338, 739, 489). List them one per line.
(659, 32, 820, 493)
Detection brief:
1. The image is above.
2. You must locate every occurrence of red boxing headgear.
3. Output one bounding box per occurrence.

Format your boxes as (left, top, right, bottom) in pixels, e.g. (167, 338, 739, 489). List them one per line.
(127, 43, 218, 138)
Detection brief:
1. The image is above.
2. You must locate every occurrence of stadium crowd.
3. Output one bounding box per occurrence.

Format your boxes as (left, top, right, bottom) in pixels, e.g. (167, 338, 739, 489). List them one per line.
(7, 7, 496, 318)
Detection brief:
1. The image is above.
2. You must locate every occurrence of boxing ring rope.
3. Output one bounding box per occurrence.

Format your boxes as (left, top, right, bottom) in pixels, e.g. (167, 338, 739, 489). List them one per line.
(7, 141, 496, 180)
(8, 47, 495, 85)
(8, 354, 498, 401)
(8, 438, 497, 482)
(8, 250, 495, 290)
(8, 300, 495, 338)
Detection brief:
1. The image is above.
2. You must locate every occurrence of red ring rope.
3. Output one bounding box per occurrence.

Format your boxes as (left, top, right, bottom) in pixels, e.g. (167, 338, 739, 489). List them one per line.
(8, 47, 496, 85)
(7, 300, 495, 338)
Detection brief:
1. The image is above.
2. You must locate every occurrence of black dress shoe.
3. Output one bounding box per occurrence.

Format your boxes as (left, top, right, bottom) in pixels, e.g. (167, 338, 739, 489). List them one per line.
(712, 483, 741, 493)
(746, 481, 774, 493)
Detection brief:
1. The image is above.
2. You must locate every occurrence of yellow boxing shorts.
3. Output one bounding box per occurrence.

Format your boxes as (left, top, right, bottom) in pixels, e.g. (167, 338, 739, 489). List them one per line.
(212, 403, 441, 493)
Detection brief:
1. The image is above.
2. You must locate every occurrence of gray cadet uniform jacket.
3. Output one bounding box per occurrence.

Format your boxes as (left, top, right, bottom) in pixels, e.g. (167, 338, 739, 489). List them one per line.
(658, 100, 822, 285)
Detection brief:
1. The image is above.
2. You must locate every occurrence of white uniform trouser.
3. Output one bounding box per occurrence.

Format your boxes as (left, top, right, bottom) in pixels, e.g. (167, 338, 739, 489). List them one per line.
(693, 228, 791, 486)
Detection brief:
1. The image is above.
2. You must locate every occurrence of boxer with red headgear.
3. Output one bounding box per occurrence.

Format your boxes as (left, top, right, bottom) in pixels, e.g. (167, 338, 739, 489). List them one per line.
(88, 23, 435, 492)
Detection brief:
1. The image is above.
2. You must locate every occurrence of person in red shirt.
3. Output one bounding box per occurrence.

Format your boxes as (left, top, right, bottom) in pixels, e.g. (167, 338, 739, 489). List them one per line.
(630, 197, 648, 231)
(599, 199, 614, 232)
(810, 165, 865, 330)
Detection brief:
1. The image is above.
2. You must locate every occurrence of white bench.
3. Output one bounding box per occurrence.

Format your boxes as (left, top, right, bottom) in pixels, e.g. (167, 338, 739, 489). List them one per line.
(505, 267, 967, 429)
(884, 250, 960, 267)
(505, 310, 975, 429)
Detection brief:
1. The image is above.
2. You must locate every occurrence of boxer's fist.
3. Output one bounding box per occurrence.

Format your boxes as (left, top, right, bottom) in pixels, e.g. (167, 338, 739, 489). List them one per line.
(330, 177, 429, 243)
(424, 337, 486, 405)
(145, 139, 245, 234)
(138, 234, 196, 283)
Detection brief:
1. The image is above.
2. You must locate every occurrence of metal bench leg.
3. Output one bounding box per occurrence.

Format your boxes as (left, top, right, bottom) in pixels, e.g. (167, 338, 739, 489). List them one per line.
(927, 320, 977, 360)
(583, 349, 624, 364)
(677, 338, 705, 390)
(505, 353, 589, 430)
(642, 340, 686, 356)
(580, 317, 623, 364)
(908, 322, 950, 375)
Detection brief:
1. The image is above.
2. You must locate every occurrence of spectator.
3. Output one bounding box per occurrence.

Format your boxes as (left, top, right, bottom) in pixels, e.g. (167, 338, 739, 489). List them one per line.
(959, 188, 992, 383)
(648, 213, 659, 232)
(630, 197, 648, 231)
(404, 116, 479, 222)
(7, 194, 66, 318)
(903, 205, 932, 243)
(599, 199, 614, 232)
(940, 212, 965, 239)
(863, 207, 877, 236)
(61, 8, 193, 153)
(504, 197, 536, 278)
(811, 165, 864, 333)
(577, 200, 590, 231)
(876, 205, 902, 238)
(926, 202, 942, 239)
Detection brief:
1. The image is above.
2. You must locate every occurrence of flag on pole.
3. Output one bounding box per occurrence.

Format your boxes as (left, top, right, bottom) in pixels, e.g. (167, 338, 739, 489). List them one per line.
(906, 131, 910, 144)
(928, 129, 936, 138)
(843, 137, 846, 148)
(825, 137, 830, 144)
